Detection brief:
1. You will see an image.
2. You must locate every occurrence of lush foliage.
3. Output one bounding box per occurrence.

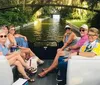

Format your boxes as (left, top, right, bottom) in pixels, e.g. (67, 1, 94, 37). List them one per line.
(0, 8, 33, 26)
(87, 13, 100, 29)
(60, 8, 73, 19)
(0, 0, 100, 28)
(67, 19, 87, 27)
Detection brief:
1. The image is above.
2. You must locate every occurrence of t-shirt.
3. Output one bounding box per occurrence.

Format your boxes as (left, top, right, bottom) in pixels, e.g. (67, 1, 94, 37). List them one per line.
(5, 37, 11, 48)
(64, 33, 78, 46)
(0, 44, 9, 56)
(80, 40, 100, 56)
(71, 35, 88, 52)
(76, 35, 88, 47)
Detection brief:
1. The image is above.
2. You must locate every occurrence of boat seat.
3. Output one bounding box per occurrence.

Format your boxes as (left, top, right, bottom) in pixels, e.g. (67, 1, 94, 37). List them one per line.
(0, 55, 13, 85)
(11, 65, 19, 82)
(11, 65, 16, 69)
(67, 56, 100, 85)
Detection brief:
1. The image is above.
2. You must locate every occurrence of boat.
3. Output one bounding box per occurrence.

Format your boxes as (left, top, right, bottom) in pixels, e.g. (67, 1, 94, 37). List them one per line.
(1, 40, 100, 85)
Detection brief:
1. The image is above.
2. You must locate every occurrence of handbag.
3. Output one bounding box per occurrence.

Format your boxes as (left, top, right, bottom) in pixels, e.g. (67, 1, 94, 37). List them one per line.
(26, 57, 37, 73)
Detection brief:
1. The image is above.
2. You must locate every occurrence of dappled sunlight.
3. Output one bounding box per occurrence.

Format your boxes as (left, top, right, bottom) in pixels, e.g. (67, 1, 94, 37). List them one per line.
(32, 19, 42, 36)
(34, 20, 42, 30)
(22, 18, 65, 42)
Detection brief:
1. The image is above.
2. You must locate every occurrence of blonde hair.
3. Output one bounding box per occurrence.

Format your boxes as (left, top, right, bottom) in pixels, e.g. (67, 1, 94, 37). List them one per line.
(89, 27, 99, 36)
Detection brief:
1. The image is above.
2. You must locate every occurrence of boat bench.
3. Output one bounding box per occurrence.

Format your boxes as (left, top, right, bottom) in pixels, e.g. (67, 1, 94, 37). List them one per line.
(67, 56, 100, 85)
(0, 55, 19, 85)
(0, 55, 13, 85)
(11, 65, 19, 82)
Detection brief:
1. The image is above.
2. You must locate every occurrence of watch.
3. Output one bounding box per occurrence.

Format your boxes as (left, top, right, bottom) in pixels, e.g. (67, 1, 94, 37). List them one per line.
(77, 52, 79, 55)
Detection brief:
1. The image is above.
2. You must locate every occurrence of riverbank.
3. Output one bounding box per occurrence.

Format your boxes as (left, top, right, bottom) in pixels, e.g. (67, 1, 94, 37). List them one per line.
(66, 19, 87, 28)
(15, 17, 50, 30)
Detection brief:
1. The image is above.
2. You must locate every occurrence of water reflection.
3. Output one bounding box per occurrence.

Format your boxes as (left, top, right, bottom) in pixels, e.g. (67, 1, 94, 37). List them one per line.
(33, 19, 42, 35)
(20, 18, 66, 42)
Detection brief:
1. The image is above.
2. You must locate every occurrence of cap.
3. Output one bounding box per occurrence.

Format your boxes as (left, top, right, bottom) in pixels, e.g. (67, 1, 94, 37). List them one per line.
(65, 25, 71, 29)
(80, 24, 88, 30)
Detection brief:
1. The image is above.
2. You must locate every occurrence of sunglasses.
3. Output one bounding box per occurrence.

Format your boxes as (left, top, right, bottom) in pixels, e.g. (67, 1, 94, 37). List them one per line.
(0, 35, 7, 38)
(80, 29, 85, 32)
(65, 28, 71, 30)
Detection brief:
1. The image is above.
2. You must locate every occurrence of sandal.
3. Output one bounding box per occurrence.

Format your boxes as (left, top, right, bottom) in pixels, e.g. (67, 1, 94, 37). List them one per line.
(38, 71, 47, 77)
(26, 67, 37, 74)
(31, 68, 37, 74)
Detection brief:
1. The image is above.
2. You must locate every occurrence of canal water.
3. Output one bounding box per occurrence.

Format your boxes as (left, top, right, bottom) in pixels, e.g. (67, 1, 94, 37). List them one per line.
(19, 18, 79, 44)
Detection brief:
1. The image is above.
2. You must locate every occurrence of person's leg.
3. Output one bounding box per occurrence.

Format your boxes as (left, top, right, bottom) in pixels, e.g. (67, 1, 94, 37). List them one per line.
(20, 52, 26, 60)
(13, 60, 34, 81)
(58, 57, 68, 82)
(6, 53, 30, 69)
(20, 48, 44, 64)
(38, 50, 65, 77)
(56, 57, 66, 81)
(20, 47, 35, 57)
(47, 50, 65, 70)
(14, 61, 30, 79)
(8, 57, 34, 81)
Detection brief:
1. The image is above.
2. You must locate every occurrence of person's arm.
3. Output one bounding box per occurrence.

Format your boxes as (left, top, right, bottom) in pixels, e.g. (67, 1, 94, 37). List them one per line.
(78, 52, 96, 57)
(15, 34, 27, 41)
(69, 44, 80, 50)
(69, 37, 88, 50)
(0, 52, 3, 55)
(63, 33, 66, 42)
(61, 33, 75, 50)
(0, 47, 3, 55)
(69, 51, 96, 58)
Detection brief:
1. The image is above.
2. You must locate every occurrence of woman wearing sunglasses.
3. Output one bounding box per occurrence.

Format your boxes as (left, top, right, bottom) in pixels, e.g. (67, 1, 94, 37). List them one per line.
(8, 25, 28, 48)
(0, 28, 34, 82)
(62, 25, 78, 49)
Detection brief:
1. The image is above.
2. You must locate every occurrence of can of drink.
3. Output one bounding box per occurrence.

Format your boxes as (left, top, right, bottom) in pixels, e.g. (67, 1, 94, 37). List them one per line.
(10, 46, 17, 52)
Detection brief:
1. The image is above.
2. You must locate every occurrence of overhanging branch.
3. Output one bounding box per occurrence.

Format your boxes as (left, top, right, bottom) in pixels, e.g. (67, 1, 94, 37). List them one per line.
(0, 4, 100, 13)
